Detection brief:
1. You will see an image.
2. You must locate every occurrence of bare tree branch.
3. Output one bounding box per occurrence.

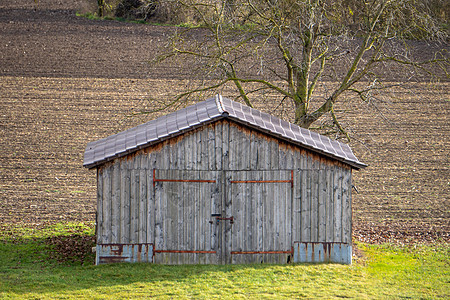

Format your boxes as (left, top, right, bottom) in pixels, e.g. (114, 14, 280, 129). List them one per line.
(147, 0, 449, 140)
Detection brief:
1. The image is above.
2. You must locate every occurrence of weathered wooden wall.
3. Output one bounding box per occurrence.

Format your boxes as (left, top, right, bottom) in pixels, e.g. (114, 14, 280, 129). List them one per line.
(96, 119, 352, 264)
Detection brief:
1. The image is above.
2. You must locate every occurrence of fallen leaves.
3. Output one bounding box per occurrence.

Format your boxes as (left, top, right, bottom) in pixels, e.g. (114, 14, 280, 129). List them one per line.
(46, 234, 95, 265)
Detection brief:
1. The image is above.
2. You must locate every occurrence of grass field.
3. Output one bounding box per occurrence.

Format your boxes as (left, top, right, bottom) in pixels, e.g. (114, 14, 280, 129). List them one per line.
(0, 223, 448, 299)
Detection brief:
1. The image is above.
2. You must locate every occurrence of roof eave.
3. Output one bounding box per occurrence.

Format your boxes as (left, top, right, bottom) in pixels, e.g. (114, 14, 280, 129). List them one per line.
(83, 114, 228, 169)
(225, 116, 367, 170)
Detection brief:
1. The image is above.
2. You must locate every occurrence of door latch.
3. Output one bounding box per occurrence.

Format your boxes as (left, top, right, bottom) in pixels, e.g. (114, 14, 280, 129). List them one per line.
(209, 214, 234, 224)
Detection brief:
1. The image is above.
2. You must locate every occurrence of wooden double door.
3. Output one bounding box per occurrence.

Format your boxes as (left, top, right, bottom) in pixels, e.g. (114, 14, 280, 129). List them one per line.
(153, 169, 293, 264)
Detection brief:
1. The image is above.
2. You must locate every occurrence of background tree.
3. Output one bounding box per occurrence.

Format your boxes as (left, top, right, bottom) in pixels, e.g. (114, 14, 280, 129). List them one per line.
(149, 0, 448, 140)
(98, 0, 106, 17)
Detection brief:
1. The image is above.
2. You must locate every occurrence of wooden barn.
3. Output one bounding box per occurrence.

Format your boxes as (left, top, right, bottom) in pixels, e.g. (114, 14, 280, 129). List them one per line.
(83, 95, 366, 265)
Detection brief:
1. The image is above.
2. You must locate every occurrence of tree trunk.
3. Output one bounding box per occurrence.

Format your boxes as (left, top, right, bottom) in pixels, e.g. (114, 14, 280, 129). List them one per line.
(295, 97, 334, 129)
(98, 0, 105, 17)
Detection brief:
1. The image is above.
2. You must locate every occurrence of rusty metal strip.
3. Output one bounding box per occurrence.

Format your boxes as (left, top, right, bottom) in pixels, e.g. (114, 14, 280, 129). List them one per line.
(155, 179, 216, 183)
(230, 170, 294, 188)
(230, 180, 292, 184)
(98, 256, 129, 263)
(153, 169, 216, 186)
(231, 250, 293, 255)
(154, 250, 216, 254)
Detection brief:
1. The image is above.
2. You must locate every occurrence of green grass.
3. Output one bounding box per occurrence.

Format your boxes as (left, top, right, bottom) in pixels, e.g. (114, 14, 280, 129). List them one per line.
(0, 223, 448, 299)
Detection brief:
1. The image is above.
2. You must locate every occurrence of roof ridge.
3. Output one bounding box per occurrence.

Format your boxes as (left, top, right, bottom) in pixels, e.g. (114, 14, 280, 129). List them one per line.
(214, 94, 228, 116)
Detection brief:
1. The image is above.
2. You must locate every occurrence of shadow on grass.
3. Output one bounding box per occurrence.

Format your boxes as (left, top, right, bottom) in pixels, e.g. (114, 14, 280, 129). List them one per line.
(1, 234, 323, 297)
(2, 235, 448, 299)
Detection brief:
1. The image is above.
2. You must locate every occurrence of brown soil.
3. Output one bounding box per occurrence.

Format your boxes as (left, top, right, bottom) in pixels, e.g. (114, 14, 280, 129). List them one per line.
(0, 0, 448, 244)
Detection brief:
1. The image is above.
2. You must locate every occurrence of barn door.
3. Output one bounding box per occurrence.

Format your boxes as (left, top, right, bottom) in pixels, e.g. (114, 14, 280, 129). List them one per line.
(153, 170, 222, 264)
(225, 170, 294, 264)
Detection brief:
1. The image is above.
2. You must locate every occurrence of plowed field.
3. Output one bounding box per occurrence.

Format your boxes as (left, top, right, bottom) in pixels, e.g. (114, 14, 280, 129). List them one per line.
(1, 0, 448, 244)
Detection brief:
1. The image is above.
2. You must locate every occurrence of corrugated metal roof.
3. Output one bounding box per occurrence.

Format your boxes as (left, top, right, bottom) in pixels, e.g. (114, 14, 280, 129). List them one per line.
(83, 95, 367, 169)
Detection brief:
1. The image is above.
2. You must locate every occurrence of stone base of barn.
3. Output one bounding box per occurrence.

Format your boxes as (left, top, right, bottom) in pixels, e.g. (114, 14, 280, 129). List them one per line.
(95, 242, 352, 265)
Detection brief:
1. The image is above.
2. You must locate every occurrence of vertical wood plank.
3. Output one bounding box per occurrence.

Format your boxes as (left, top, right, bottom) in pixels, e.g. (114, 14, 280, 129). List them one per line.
(169, 138, 177, 170)
(222, 121, 229, 171)
(195, 173, 201, 263)
(293, 163, 302, 243)
(177, 171, 184, 263)
(254, 133, 263, 170)
(326, 168, 334, 242)
(310, 170, 318, 242)
(270, 140, 279, 170)
(285, 170, 293, 253)
(190, 173, 197, 262)
(213, 171, 221, 264)
(209, 171, 216, 263)
(255, 171, 263, 263)
(197, 129, 205, 170)
(301, 169, 310, 242)
(97, 169, 103, 244)
(244, 171, 251, 263)
(102, 166, 111, 244)
(208, 126, 216, 171)
(182, 171, 190, 263)
(167, 170, 176, 264)
(191, 130, 198, 171)
(228, 124, 236, 171)
(285, 148, 295, 173)
(129, 159, 137, 243)
(279, 148, 287, 169)
(249, 133, 258, 170)
(111, 163, 120, 244)
(120, 161, 130, 244)
(132, 158, 139, 243)
(222, 170, 229, 264)
(185, 132, 192, 170)
(147, 153, 155, 244)
(241, 130, 251, 170)
(159, 169, 168, 264)
(205, 172, 214, 264)
(169, 171, 175, 264)
(318, 169, 326, 242)
(198, 172, 205, 264)
(263, 138, 271, 171)
(333, 167, 343, 242)
(154, 169, 163, 262)
(139, 157, 147, 244)
(215, 122, 223, 171)
(231, 172, 241, 264)
(177, 134, 186, 169)
(342, 169, 352, 244)
(164, 143, 171, 170)
(274, 171, 283, 253)
(264, 171, 273, 262)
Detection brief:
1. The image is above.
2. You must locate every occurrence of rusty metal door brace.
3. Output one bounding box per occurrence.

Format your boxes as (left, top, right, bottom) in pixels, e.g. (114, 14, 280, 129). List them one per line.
(153, 169, 216, 186)
(231, 249, 293, 255)
(154, 249, 216, 254)
(230, 170, 294, 188)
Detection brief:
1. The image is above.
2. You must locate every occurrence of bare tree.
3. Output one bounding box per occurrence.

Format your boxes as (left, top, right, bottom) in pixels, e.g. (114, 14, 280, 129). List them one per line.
(98, 0, 106, 17)
(149, 0, 448, 140)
